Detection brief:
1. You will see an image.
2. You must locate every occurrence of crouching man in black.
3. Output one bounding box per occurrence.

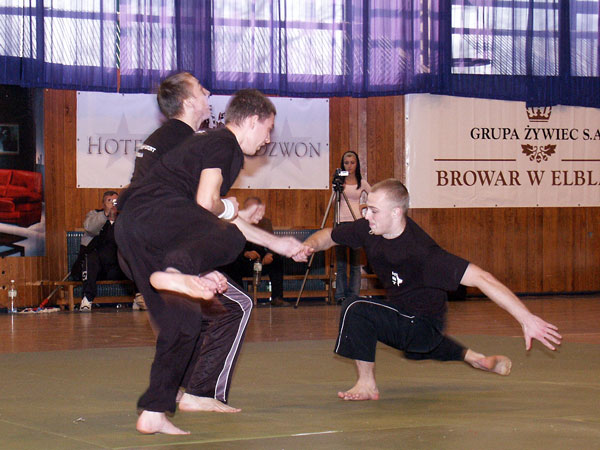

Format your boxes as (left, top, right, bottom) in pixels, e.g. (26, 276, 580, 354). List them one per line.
(303, 179, 562, 401)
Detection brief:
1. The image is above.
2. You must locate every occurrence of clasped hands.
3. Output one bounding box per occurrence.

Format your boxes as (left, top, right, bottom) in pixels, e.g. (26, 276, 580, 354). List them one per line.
(270, 236, 314, 262)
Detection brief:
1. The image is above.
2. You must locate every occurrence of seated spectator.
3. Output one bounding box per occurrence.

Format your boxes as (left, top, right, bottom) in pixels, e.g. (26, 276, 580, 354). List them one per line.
(71, 191, 145, 311)
(222, 197, 286, 306)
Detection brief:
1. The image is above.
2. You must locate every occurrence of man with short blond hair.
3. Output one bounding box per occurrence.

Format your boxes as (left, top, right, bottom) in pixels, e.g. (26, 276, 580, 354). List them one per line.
(303, 178, 561, 401)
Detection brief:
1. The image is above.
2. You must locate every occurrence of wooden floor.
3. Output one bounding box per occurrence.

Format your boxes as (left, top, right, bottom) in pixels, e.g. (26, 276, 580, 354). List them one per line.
(0, 294, 599, 354)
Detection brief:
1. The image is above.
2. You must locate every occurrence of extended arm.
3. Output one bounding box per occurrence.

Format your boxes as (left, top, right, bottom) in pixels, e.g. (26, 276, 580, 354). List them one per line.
(460, 263, 562, 351)
(231, 217, 311, 261)
(302, 228, 337, 253)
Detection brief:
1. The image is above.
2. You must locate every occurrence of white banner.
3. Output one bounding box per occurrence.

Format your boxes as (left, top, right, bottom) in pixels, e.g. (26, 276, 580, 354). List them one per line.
(76, 92, 329, 189)
(76, 92, 162, 188)
(406, 95, 600, 208)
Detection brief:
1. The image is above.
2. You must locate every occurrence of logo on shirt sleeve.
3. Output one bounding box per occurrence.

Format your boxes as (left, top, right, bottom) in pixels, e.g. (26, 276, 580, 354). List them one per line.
(135, 144, 156, 158)
(391, 271, 403, 286)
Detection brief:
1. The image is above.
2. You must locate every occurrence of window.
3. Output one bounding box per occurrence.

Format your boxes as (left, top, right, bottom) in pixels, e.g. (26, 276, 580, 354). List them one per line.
(451, 0, 560, 76)
(212, 1, 346, 77)
(571, 0, 599, 76)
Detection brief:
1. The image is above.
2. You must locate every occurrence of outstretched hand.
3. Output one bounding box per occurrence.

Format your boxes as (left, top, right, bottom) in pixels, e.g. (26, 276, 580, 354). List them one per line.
(521, 313, 562, 351)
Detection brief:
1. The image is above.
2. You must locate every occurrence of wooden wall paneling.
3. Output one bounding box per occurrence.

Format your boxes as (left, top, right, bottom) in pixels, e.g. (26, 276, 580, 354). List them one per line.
(487, 208, 509, 279)
(56, 90, 71, 277)
(584, 208, 600, 291)
(330, 97, 349, 162)
(529, 208, 545, 292)
(64, 91, 82, 232)
(511, 208, 543, 293)
(356, 98, 368, 177)
(393, 96, 405, 182)
(505, 208, 533, 292)
(366, 96, 396, 184)
(542, 207, 576, 292)
(572, 207, 588, 290)
(44, 90, 68, 284)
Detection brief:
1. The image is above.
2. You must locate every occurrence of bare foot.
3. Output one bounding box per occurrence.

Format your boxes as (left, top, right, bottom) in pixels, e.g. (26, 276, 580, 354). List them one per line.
(337, 384, 380, 401)
(465, 350, 512, 376)
(150, 269, 225, 299)
(136, 410, 189, 435)
(176, 388, 185, 403)
(472, 355, 512, 375)
(178, 393, 241, 413)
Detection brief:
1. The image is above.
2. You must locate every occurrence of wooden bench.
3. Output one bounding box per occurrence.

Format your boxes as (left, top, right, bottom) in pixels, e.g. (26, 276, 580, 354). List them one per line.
(53, 279, 135, 311)
(54, 231, 136, 311)
(57, 229, 385, 310)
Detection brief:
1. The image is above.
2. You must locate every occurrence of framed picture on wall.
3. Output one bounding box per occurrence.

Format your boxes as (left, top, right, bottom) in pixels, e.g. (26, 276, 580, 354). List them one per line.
(0, 124, 19, 155)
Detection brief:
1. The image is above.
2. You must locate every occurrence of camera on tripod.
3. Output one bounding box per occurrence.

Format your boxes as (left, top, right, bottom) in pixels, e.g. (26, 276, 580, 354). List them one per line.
(332, 168, 349, 192)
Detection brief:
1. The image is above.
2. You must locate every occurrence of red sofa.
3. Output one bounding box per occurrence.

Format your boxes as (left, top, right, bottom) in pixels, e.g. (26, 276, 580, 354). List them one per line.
(0, 169, 43, 227)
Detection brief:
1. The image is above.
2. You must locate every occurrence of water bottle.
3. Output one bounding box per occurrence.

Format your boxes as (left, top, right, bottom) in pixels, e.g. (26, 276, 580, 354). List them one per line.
(7, 280, 17, 314)
(253, 260, 262, 286)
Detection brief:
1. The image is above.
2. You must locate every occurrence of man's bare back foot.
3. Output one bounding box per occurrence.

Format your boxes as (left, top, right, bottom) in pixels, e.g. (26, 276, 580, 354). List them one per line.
(136, 410, 189, 435)
(150, 269, 222, 300)
(178, 393, 241, 413)
(337, 384, 380, 401)
(465, 350, 512, 376)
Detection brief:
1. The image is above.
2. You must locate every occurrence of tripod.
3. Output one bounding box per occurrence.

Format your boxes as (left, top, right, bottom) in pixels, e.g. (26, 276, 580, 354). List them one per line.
(294, 177, 357, 308)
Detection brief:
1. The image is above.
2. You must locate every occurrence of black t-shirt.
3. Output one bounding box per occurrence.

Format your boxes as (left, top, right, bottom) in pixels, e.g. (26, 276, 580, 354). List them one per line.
(331, 217, 469, 320)
(120, 127, 244, 208)
(129, 119, 195, 186)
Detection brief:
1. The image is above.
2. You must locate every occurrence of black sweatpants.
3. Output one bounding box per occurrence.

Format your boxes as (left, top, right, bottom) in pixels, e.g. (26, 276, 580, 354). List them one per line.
(80, 251, 126, 301)
(181, 279, 252, 402)
(334, 298, 465, 363)
(115, 195, 248, 413)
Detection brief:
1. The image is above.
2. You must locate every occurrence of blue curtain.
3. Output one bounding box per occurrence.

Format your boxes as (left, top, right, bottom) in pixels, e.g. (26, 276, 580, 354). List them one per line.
(0, 1, 118, 91)
(0, 0, 598, 107)
(118, 0, 212, 92)
(446, 0, 600, 107)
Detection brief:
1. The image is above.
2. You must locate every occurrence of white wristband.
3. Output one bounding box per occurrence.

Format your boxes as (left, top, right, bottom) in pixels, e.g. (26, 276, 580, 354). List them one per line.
(218, 198, 235, 220)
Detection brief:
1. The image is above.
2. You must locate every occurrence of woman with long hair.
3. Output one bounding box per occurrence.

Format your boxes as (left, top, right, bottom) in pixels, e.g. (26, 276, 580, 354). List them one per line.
(335, 150, 371, 303)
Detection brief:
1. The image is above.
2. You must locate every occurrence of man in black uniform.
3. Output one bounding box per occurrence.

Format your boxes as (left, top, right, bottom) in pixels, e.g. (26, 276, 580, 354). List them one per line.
(127, 72, 252, 399)
(116, 88, 308, 435)
(129, 71, 211, 186)
(303, 179, 562, 401)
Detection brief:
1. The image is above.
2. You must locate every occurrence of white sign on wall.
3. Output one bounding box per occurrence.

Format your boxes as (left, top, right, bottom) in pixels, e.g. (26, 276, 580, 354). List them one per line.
(76, 92, 162, 188)
(406, 94, 600, 208)
(76, 92, 329, 189)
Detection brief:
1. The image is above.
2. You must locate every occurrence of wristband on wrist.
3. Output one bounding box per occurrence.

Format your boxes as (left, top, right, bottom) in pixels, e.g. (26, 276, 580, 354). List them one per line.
(218, 198, 235, 220)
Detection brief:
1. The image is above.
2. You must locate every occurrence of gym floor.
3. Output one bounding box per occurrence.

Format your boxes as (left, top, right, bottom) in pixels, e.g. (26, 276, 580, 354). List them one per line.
(0, 295, 598, 449)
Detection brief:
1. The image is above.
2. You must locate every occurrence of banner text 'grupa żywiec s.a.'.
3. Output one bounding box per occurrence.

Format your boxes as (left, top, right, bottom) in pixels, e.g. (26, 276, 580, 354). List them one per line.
(406, 95, 600, 208)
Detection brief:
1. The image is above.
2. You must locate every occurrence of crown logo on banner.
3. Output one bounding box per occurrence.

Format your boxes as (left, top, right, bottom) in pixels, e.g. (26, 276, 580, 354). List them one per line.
(526, 106, 552, 122)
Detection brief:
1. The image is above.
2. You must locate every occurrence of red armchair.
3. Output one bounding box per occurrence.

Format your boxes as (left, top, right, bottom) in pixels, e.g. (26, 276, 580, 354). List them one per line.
(0, 169, 43, 227)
